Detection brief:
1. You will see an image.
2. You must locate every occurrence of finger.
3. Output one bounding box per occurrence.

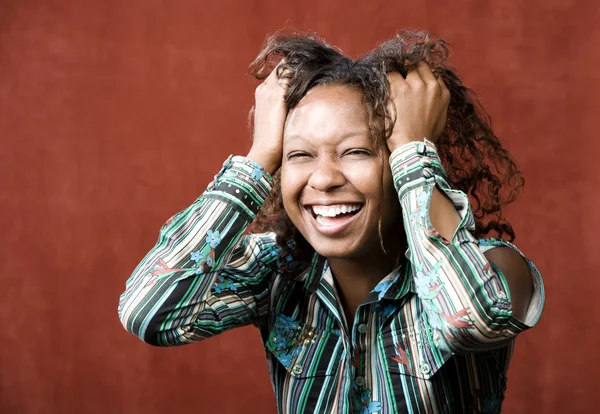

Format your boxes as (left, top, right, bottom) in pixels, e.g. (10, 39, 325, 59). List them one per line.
(437, 75, 450, 103)
(404, 64, 424, 87)
(416, 61, 437, 84)
(386, 73, 406, 118)
(388, 71, 411, 95)
(388, 71, 408, 85)
(266, 58, 288, 83)
(435, 70, 447, 87)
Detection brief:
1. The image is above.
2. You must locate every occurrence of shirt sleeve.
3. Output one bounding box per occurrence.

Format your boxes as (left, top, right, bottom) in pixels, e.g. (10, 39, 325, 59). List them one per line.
(390, 139, 545, 353)
(118, 155, 279, 346)
(478, 238, 545, 328)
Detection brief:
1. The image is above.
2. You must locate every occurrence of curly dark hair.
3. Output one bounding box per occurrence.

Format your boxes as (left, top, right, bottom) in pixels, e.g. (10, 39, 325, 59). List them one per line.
(249, 30, 524, 273)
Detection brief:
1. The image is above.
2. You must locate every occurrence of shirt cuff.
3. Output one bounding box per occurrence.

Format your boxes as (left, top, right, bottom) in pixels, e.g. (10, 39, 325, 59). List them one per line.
(391, 139, 478, 241)
(389, 138, 451, 200)
(205, 155, 274, 217)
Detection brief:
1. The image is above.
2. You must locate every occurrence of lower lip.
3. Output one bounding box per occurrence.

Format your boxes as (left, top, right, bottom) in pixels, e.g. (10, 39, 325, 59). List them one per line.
(306, 208, 362, 236)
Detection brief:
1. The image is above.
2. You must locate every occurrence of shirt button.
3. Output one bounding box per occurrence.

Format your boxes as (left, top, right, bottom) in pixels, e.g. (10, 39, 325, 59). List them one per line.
(355, 376, 365, 387)
(422, 168, 433, 179)
(421, 363, 431, 375)
(357, 323, 368, 334)
(292, 364, 303, 375)
(417, 142, 427, 155)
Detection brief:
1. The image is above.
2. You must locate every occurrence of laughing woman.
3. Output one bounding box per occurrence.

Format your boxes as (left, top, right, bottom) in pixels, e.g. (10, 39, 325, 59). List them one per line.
(118, 31, 544, 414)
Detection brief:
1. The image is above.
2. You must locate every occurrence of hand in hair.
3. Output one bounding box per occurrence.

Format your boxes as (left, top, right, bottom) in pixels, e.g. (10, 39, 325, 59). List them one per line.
(387, 62, 450, 152)
(246, 60, 290, 175)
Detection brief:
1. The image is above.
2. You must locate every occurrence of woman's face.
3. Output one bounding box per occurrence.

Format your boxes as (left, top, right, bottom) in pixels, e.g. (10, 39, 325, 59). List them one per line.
(281, 84, 401, 261)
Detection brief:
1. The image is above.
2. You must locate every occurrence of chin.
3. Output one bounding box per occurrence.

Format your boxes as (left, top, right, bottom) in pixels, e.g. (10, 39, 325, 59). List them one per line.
(311, 245, 352, 260)
(304, 234, 373, 261)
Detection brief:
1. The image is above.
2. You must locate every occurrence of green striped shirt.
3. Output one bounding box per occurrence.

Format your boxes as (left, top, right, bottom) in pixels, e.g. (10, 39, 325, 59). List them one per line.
(119, 140, 544, 413)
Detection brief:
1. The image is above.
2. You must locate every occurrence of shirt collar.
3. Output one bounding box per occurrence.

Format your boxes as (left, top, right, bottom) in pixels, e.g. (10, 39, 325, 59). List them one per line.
(303, 252, 411, 302)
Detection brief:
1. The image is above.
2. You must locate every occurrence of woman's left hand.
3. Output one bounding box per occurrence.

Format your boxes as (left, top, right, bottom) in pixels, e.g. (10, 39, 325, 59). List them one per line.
(387, 62, 450, 152)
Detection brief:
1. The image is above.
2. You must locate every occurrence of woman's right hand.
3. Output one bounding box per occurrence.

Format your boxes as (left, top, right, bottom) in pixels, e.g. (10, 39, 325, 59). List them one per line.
(246, 61, 290, 176)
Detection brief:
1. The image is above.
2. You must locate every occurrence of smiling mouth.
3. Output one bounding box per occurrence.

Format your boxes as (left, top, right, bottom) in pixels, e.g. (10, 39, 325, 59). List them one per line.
(307, 203, 364, 226)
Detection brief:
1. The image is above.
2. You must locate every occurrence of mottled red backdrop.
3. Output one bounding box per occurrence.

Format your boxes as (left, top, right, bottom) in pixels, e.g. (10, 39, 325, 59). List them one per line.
(1, 1, 596, 413)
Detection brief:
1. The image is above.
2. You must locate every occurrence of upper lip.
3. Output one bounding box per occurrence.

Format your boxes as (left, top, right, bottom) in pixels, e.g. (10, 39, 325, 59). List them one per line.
(302, 201, 364, 207)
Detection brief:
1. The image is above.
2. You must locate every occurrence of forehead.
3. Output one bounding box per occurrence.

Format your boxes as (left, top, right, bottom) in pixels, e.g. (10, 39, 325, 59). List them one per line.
(284, 85, 369, 140)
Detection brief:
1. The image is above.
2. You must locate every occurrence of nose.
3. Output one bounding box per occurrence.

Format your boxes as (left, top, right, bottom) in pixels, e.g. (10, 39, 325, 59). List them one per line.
(307, 157, 346, 192)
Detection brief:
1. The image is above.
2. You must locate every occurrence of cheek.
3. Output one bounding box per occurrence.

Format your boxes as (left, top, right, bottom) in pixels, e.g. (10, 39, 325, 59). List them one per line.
(347, 162, 398, 216)
(344, 163, 383, 199)
(280, 167, 304, 211)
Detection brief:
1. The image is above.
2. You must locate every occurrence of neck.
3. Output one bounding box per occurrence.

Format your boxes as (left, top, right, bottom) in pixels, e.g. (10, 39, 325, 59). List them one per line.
(327, 234, 405, 325)
(328, 252, 398, 293)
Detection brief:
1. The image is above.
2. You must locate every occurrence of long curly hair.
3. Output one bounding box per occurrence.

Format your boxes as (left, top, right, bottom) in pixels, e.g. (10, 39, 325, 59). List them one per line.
(249, 31, 524, 273)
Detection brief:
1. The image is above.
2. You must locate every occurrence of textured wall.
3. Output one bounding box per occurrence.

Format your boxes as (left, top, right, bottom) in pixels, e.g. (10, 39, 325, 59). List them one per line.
(1, 1, 597, 413)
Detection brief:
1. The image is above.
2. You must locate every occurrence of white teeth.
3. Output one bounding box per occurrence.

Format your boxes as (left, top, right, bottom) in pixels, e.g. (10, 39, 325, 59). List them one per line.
(311, 204, 362, 218)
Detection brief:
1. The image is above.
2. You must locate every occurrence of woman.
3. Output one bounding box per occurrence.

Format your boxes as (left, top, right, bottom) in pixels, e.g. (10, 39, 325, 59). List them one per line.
(119, 31, 544, 413)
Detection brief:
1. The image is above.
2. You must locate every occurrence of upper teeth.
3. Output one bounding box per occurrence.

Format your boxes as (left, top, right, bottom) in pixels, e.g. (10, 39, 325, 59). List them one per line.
(312, 204, 362, 217)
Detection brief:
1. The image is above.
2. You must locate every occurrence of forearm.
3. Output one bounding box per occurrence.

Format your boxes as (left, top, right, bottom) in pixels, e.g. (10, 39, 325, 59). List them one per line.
(118, 156, 274, 345)
(392, 140, 518, 352)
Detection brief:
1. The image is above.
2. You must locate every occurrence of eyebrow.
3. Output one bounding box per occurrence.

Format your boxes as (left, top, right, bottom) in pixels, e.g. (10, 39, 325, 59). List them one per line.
(284, 130, 370, 142)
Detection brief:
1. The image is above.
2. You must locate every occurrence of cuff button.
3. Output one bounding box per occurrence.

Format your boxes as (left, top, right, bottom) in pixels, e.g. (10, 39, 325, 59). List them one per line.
(422, 168, 434, 178)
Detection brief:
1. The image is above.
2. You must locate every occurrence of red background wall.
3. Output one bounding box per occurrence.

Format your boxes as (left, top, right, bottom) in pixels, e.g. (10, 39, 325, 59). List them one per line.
(1, 1, 597, 413)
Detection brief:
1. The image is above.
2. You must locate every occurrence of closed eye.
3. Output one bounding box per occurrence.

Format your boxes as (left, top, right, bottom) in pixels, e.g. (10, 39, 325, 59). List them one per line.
(286, 152, 312, 161)
(344, 149, 372, 157)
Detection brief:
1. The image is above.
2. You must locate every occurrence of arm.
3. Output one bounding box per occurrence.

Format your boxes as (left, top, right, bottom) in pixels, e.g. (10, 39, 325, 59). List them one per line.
(426, 165, 533, 321)
(118, 156, 277, 346)
(391, 139, 544, 352)
(119, 59, 291, 346)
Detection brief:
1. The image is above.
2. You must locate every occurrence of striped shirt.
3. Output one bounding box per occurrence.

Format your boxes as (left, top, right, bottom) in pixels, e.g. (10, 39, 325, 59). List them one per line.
(119, 139, 544, 413)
